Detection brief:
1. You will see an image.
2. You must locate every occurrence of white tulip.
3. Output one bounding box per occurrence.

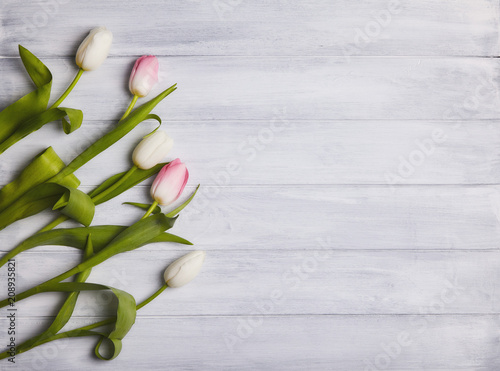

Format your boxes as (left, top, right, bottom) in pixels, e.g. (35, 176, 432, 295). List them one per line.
(164, 251, 206, 288)
(132, 130, 174, 170)
(76, 27, 113, 71)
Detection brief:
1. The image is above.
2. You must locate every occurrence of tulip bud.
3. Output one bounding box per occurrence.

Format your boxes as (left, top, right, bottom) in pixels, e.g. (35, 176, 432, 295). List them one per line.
(132, 131, 174, 170)
(164, 251, 206, 288)
(129, 55, 159, 97)
(76, 27, 113, 71)
(150, 159, 189, 206)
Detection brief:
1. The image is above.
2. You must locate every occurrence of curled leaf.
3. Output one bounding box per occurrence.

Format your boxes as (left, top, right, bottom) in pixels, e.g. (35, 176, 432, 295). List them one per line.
(34, 281, 136, 361)
(0, 183, 93, 231)
(60, 107, 84, 134)
(0, 147, 79, 212)
(52, 185, 95, 227)
(0, 46, 52, 144)
(142, 114, 162, 138)
(0, 107, 83, 154)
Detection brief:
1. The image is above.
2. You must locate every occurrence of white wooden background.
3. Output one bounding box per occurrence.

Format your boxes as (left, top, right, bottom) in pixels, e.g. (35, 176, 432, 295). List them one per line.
(1, 1, 500, 370)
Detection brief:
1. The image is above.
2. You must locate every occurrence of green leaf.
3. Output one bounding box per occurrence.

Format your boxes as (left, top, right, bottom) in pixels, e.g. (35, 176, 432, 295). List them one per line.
(144, 113, 162, 125)
(19, 45, 52, 88)
(61, 107, 84, 134)
(0, 329, 108, 361)
(57, 235, 95, 328)
(0, 83, 176, 227)
(0, 107, 83, 155)
(15, 235, 95, 353)
(0, 225, 191, 268)
(150, 232, 193, 245)
(0, 215, 179, 308)
(51, 84, 177, 183)
(35, 281, 136, 361)
(11, 265, 137, 361)
(120, 185, 201, 221)
(0, 46, 52, 144)
(141, 114, 162, 137)
(0, 147, 79, 212)
(89, 214, 177, 261)
(19, 235, 96, 354)
(88, 174, 126, 199)
(0, 182, 94, 231)
(0, 156, 161, 232)
(0, 233, 111, 361)
(52, 185, 95, 227)
(166, 185, 200, 217)
(123, 202, 162, 214)
(0, 184, 65, 231)
(88, 163, 167, 205)
(64, 216, 177, 283)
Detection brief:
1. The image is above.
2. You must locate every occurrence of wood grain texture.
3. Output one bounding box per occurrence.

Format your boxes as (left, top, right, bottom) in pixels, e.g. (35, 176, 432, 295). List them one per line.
(0, 0, 498, 57)
(0, 0, 498, 369)
(2, 120, 500, 186)
(1, 56, 499, 122)
(1, 315, 499, 370)
(1, 250, 499, 317)
(1, 185, 500, 253)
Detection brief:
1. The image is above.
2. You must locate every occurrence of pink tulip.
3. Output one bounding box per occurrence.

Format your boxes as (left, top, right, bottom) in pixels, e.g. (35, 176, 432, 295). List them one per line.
(128, 55, 159, 97)
(150, 159, 189, 206)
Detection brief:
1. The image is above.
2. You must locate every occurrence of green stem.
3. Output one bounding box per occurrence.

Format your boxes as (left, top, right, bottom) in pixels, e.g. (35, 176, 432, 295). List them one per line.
(0, 284, 168, 360)
(137, 284, 167, 310)
(49, 69, 84, 109)
(91, 165, 138, 205)
(141, 200, 159, 219)
(0, 261, 85, 308)
(37, 214, 68, 233)
(121, 95, 138, 120)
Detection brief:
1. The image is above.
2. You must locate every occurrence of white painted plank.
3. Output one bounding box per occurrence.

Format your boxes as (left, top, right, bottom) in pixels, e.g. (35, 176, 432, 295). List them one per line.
(0, 315, 498, 370)
(1, 250, 498, 317)
(0, 0, 498, 57)
(2, 120, 500, 186)
(1, 185, 500, 252)
(0, 56, 499, 123)
(0, 1, 497, 369)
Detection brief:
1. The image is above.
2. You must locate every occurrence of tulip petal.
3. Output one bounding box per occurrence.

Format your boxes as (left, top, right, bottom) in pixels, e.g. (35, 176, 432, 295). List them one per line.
(150, 159, 189, 206)
(132, 130, 174, 170)
(129, 55, 159, 97)
(164, 251, 206, 288)
(76, 27, 113, 71)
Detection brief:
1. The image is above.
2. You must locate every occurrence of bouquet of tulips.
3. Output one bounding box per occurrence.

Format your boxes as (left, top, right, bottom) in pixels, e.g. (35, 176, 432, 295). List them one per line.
(0, 27, 205, 362)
